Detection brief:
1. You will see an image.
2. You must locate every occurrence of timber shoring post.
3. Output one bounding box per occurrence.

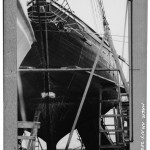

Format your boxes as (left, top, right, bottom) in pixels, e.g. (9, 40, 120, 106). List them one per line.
(128, 0, 133, 142)
(46, 98, 53, 150)
(18, 68, 120, 72)
(99, 88, 102, 149)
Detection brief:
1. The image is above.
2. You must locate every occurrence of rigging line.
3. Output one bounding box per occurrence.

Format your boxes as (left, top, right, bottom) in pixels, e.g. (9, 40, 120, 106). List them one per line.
(59, 35, 80, 103)
(93, 0, 103, 33)
(51, 4, 69, 22)
(47, 1, 74, 24)
(54, 5, 71, 21)
(45, 1, 100, 37)
(55, 3, 68, 15)
(93, 0, 101, 32)
(99, 0, 106, 18)
(91, 0, 99, 29)
(50, 0, 66, 16)
(60, 0, 66, 7)
(94, 0, 101, 21)
(34, 29, 128, 38)
(57, 1, 75, 20)
(113, 39, 128, 43)
(121, 0, 128, 68)
(90, 0, 99, 32)
(48, 9, 67, 23)
(64, 0, 85, 37)
(53, 1, 71, 16)
(34, 29, 128, 45)
(98, 0, 104, 18)
(61, 9, 78, 22)
(90, 0, 100, 33)
(45, 1, 68, 22)
(96, 0, 104, 33)
(61, 72, 76, 102)
(96, 0, 104, 21)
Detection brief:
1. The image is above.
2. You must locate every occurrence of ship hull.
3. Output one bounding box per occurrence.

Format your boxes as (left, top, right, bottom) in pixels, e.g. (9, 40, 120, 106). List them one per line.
(19, 29, 118, 149)
(18, 3, 119, 149)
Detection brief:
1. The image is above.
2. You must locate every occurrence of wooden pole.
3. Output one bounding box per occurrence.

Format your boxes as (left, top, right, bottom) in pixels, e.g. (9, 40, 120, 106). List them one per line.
(18, 68, 119, 72)
(99, 88, 102, 149)
(128, 0, 133, 142)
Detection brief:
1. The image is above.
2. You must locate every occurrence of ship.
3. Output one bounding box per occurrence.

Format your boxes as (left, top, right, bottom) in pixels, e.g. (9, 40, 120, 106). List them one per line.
(17, 0, 129, 150)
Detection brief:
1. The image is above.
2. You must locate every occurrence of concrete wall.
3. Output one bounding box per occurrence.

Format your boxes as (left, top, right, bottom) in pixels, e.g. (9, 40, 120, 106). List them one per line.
(4, 0, 17, 149)
(130, 0, 147, 149)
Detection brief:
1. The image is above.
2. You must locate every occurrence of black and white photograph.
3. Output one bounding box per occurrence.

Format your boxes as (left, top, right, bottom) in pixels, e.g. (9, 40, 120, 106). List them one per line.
(3, 0, 148, 150)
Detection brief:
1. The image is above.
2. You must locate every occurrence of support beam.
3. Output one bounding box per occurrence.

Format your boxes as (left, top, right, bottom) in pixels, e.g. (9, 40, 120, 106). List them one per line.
(18, 68, 120, 72)
(128, 0, 133, 143)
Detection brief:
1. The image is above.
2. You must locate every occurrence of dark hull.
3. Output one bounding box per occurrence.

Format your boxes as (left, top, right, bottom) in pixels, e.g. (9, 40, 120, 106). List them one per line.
(19, 3, 120, 150)
(19, 31, 118, 149)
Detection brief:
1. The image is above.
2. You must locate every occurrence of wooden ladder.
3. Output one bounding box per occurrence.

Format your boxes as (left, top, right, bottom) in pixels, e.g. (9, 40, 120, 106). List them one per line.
(99, 72, 129, 149)
(18, 121, 41, 150)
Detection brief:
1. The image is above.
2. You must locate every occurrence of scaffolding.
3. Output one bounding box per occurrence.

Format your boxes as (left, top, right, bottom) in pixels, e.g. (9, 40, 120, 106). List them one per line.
(99, 72, 129, 149)
(18, 121, 41, 150)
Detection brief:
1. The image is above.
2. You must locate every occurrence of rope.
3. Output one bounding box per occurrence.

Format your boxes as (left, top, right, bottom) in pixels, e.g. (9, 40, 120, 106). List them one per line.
(91, 0, 103, 34)
(99, 0, 106, 18)
(90, 0, 99, 32)
(121, 0, 128, 68)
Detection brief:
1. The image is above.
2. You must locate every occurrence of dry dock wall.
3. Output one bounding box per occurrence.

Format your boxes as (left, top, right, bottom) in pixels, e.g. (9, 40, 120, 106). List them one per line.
(130, 0, 147, 149)
(4, 0, 17, 149)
